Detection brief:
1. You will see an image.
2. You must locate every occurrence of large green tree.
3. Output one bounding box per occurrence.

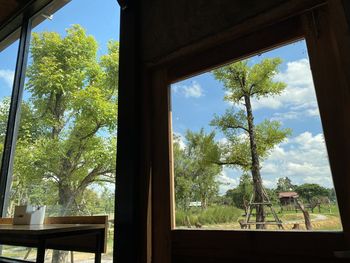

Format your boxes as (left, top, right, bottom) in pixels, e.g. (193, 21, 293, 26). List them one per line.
(211, 58, 291, 228)
(173, 135, 193, 210)
(0, 24, 118, 216)
(295, 183, 329, 202)
(174, 129, 222, 209)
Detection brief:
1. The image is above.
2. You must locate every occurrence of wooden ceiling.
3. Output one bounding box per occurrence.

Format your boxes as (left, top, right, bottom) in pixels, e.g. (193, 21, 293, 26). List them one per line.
(0, 0, 27, 26)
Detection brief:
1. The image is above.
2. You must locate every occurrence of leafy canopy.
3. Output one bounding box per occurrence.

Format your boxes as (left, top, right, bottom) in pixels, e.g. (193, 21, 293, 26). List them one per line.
(1, 25, 119, 215)
(211, 58, 291, 171)
(213, 58, 286, 103)
(174, 129, 222, 209)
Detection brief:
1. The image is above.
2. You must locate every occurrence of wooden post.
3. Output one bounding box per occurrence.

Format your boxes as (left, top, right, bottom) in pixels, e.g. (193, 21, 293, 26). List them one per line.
(296, 199, 312, 230)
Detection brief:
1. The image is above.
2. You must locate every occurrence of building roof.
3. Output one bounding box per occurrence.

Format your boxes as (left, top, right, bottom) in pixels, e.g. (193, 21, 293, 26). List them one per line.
(278, 191, 299, 198)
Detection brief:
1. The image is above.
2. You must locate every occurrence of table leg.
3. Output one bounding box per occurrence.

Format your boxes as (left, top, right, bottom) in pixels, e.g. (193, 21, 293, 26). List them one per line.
(94, 230, 103, 263)
(36, 241, 46, 263)
(94, 252, 101, 263)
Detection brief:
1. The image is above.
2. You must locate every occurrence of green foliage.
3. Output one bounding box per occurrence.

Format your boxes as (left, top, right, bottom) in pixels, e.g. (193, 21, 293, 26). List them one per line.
(265, 188, 279, 204)
(225, 173, 253, 210)
(211, 58, 291, 171)
(176, 205, 242, 226)
(173, 136, 194, 210)
(0, 25, 119, 216)
(276, 177, 296, 192)
(211, 58, 290, 226)
(295, 183, 330, 202)
(213, 58, 286, 103)
(174, 129, 222, 209)
(328, 188, 337, 203)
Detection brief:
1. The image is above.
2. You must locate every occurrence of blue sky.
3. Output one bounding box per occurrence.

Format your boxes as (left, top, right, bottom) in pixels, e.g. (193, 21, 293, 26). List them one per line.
(171, 40, 335, 193)
(0, 0, 120, 99)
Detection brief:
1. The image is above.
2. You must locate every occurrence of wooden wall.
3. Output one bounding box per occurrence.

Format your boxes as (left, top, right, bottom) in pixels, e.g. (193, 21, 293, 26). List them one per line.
(0, 0, 23, 25)
(134, 0, 350, 263)
(140, 0, 326, 64)
(140, 0, 284, 62)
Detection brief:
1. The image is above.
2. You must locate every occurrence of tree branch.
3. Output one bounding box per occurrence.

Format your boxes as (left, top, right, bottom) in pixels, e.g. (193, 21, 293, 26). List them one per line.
(93, 178, 115, 184)
(222, 124, 248, 132)
(212, 160, 248, 167)
(80, 122, 102, 141)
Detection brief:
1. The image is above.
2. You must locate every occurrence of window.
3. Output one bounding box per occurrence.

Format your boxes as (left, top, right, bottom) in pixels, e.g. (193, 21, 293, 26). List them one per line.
(0, 38, 19, 171)
(151, 5, 350, 262)
(0, 0, 119, 262)
(171, 39, 342, 231)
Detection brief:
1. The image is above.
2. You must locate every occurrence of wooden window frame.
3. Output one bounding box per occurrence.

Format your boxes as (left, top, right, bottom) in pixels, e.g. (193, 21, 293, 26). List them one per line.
(151, 1, 350, 262)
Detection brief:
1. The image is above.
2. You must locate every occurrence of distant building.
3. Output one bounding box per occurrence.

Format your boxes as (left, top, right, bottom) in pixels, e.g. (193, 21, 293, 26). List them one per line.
(189, 201, 202, 207)
(278, 191, 299, 206)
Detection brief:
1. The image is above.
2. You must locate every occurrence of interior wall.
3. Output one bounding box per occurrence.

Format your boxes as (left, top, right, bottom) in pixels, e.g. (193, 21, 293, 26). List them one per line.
(342, 0, 350, 24)
(140, 0, 326, 64)
(138, 0, 350, 263)
(141, 0, 284, 62)
(0, 0, 23, 25)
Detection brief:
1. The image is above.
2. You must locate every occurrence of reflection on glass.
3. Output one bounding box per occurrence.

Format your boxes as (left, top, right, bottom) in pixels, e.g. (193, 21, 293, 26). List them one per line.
(171, 40, 342, 231)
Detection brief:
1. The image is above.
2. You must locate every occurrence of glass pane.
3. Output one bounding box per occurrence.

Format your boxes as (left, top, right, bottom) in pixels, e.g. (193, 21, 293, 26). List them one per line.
(171, 40, 342, 231)
(0, 38, 19, 171)
(3, 0, 119, 261)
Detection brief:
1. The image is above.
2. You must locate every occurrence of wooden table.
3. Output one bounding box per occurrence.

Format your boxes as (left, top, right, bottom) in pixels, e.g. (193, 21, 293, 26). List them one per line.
(0, 224, 106, 263)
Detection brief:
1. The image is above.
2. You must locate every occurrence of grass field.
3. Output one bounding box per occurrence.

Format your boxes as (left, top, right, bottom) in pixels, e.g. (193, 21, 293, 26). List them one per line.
(176, 204, 342, 231)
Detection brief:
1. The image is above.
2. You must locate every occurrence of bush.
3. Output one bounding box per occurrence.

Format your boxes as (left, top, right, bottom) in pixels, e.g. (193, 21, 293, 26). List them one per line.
(176, 205, 242, 226)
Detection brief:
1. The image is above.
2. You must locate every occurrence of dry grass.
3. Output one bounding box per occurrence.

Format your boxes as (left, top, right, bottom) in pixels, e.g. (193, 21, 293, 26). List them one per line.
(192, 213, 342, 231)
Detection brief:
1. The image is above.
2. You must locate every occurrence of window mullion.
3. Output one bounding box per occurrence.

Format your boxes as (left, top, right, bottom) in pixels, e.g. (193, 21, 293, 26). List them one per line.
(0, 16, 32, 217)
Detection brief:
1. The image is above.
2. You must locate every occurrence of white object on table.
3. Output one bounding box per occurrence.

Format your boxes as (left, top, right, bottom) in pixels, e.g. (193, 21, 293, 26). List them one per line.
(13, 205, 46, 225)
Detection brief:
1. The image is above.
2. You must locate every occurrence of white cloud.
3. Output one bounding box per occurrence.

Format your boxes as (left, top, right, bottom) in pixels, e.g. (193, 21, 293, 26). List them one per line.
(263, 179, 276, 189)
(173, 81, 203, 98)
(216, 132, 333, 191)
(251, 59, 320, 119)
(260, 131, 333, 188)
(217, 168, 238, 195)
(0, 69, 15, 88)
(173, 132, 186, 150)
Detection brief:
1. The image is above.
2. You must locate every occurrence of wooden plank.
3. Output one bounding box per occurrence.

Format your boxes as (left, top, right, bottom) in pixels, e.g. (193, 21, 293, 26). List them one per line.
(169, 106, 176, 229)
(142, 0, 327, 64)
(0, 216, 108, 225)
(115, 2, 145, 262)
(0, 216, 108, 252)
(302, 2, 350, 246)
(151, 68, 172, 263)
(168, 15, 304, 83)
(0, 218, 12, 224)
(0, 0, 71, 52)
(172, 230, 345, 261)
(44, 216, 108, 225)
(140, 68, 153, 263)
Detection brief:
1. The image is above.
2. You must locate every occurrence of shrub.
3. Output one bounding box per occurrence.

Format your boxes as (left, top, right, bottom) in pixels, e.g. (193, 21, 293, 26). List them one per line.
(176, 205, 242, 226)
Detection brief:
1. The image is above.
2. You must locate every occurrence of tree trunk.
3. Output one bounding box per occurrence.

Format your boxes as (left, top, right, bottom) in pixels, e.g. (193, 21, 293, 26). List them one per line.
(52, 251, 69, 263)
(51, 185, 75, 263)
(201, 195, 207, 209)
(296, 199, 312, 230)
(244, 95, 265, 229)
(243, 199, 249, 216)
